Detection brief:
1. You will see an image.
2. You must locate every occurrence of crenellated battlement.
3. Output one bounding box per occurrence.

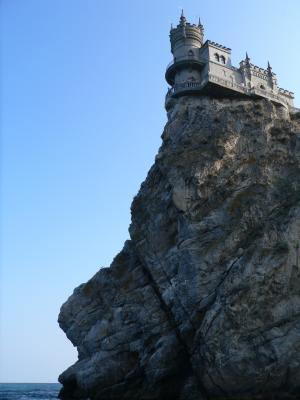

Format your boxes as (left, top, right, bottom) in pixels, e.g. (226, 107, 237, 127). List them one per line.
(169, 10, 204, 55)
(207, 40, 231, 52)
(279, 88, 294, 97)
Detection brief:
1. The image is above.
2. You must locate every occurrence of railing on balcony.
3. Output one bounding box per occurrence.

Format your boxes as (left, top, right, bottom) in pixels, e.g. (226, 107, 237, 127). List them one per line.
(166, 80, 206, 98)
(250, 87, 290, 107)
(166, 75, 296, 110)
(208, 74, 291, 108)
(208, 73, 248, 94)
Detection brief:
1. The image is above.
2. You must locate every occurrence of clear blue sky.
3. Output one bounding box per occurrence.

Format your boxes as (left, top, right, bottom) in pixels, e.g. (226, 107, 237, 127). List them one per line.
(1, 0, 299, 383)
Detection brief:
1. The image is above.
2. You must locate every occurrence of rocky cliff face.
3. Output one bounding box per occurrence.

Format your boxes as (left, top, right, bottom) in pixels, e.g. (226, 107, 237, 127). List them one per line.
(58, 96, 300, 400)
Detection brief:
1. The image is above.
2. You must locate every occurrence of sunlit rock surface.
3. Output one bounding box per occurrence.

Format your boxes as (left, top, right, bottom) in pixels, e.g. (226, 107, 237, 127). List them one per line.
(58, 96, 300, 399)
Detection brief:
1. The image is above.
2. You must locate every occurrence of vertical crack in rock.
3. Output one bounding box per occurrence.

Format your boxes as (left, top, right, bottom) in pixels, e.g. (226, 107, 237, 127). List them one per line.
(135, 243, 210, 400)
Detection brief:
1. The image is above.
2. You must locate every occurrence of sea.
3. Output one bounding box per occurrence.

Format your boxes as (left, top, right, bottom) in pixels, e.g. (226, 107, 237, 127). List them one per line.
(0, 383, 61, 400)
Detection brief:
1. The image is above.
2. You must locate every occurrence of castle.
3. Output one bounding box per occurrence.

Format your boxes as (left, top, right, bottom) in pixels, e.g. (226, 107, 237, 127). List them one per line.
(165, 12, 297, 111)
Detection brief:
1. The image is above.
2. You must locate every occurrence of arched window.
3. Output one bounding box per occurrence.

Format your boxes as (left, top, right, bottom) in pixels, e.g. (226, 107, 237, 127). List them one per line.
(260, 84, 266, 90)
(220, 55, 226, 64)
(188, 50, 194, 57)
(214, 53, 220, 62)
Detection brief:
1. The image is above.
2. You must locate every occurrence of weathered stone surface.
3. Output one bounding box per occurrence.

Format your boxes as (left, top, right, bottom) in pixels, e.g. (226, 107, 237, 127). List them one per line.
(58, 96, 300, 399)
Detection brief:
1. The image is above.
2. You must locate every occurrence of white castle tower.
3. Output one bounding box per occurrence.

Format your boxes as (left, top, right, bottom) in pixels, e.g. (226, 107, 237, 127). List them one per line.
(165, 12, 296, 112)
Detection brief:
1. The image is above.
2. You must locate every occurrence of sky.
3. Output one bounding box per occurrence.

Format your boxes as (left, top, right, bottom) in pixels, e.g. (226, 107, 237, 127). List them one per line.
(1, 0, 300, 383)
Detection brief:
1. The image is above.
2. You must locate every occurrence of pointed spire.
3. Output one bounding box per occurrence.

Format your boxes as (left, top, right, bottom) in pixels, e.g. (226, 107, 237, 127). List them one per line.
(245, 52, 250, 65)
(171, 22, 173, 30)
(267, 61, 273, 76)
(198, 17, 202, 26)
(180, 9, 186, 25)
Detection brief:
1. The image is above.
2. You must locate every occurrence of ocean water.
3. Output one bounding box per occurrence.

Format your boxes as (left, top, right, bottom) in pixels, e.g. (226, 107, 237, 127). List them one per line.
(0, 383, 61, 400)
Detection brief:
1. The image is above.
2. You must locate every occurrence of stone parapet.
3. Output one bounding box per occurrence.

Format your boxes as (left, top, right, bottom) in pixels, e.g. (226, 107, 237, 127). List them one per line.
(206, 40, 231, 52)
(279, 88, 294, 98)
(208, 73, 248, 94)
(165, 75, 295, 110)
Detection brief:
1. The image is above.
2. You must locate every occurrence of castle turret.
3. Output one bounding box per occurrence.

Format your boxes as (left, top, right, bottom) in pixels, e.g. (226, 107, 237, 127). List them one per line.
(267, 61, 277, 90)
(169, 10, 204, 55)
(239, 52, 252, 89)
(165, 11, 205, 91)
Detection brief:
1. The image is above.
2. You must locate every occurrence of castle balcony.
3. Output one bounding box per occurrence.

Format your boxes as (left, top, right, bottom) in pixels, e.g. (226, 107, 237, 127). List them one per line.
(165, 74, 296, 111)
(165, 80, 207, 110)
(166, 80, 206, 98)
(165, 55, 205, 85)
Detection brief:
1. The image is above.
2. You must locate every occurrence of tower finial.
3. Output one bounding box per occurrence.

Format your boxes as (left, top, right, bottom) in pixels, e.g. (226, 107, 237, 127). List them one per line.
(198, 17, 202, 27)
(267, 61, 272, 75)
(245, 52, 250, 63)
(180, 9, 186, 25)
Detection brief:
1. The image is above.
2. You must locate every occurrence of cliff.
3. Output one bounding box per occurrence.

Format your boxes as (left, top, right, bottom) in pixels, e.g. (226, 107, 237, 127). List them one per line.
(58, 96, 300, 400)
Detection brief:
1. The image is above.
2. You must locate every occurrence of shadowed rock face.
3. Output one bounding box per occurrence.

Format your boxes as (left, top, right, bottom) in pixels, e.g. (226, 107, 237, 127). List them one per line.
(58, 96, 300, 400)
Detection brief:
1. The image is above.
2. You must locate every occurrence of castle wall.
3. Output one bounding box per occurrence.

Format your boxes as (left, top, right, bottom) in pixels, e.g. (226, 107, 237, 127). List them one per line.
(249, 70, 273, 91)
(200, 62, 209, 83)
(277, 92, 294, 107)
(207, 44, 231, 67)
(208, 62, 243, 86)
(233, 69, 244, 85)
(209, 62, 230, 80)
(199, 45, 209, 62)
(174, 68, 202, 84)
(173, 42, 202, 59)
